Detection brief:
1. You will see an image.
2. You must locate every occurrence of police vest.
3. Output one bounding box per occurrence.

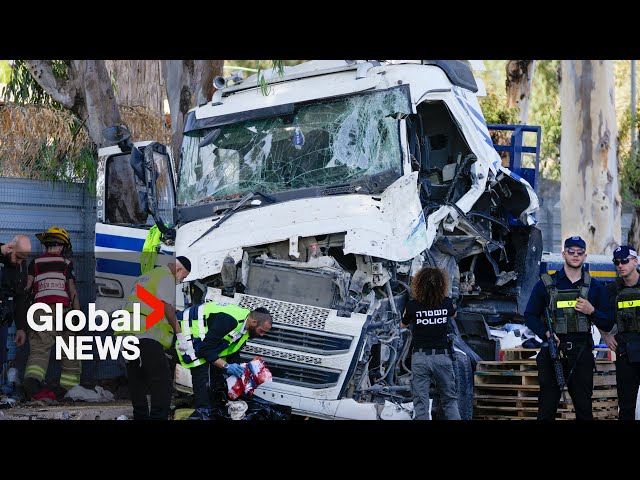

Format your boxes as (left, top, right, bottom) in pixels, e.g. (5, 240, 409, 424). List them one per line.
(541, 271, 591, 334)
(615, 285, 640, 333)
(32, 253, 71, 306)
(119, 266, 175, 349)
(177, 302, 250, 369)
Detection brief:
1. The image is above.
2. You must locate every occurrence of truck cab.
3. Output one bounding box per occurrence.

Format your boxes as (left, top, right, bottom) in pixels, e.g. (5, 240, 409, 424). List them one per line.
(96, 60, 542, 419)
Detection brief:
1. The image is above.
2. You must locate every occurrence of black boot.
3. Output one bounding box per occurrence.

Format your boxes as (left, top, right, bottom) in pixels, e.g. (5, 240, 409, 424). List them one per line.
(23, 377, 41, 401)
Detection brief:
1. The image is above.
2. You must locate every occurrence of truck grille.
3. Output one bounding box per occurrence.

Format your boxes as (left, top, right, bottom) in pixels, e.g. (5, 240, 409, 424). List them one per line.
(238, 294, 330, 330)
(254, 325, 352, 354)
(242, 344, 322, 365)
(239, 353, 340, 388)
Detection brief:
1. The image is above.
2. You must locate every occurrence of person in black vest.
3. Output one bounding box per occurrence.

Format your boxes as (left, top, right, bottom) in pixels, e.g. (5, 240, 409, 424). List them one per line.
(524, 235, 612, 420)
(0, 235, 31, 365)
(600, 245, 640, 420)
(401, 266, 461, 420)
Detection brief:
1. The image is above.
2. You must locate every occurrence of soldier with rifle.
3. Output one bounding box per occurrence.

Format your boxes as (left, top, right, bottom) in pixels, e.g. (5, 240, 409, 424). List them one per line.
(524, 236, 613, 420)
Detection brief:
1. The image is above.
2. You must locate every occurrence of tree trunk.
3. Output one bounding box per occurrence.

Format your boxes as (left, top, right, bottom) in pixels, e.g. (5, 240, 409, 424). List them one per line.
(560, 60, 621, 254)
(25, 60, 122, 148)
(506, 60, 536, 124)
(104, 60, 165, 114)
(162, 60, 223, 168)
(629, 208, 640, 247)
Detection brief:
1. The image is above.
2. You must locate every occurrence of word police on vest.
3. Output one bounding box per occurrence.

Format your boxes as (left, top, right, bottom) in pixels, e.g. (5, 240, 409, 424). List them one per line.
(27, 302, 142, 360)
(415, 309, 449, 325)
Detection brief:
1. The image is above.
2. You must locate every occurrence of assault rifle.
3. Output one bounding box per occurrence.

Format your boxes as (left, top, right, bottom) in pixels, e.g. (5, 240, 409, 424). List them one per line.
(544, 307, 566, 396)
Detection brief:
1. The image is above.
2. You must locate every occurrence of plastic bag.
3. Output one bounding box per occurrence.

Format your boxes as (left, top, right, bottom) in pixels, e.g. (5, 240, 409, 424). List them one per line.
(226, 357, 272, 400)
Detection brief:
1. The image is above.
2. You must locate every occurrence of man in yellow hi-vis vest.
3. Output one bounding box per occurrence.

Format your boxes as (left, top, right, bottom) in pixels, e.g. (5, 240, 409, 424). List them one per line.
(121, 255, 191, 420)
(175, 302, 272, 410)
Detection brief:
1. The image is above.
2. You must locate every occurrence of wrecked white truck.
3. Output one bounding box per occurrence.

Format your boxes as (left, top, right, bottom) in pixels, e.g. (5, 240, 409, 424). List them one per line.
(95, 60, 542, 419)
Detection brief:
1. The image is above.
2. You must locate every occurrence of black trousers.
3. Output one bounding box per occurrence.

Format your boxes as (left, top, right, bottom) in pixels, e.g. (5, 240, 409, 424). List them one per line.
(615, 345, 640, 420)
(190, 352, 240, 409)
(126, 338, 172, 420)
(536, 343, 594, 420)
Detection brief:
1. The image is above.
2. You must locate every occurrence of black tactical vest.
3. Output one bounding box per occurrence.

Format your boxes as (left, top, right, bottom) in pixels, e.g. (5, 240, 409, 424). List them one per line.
(541, 271, 592, 334)
(615, 286, 640, 333)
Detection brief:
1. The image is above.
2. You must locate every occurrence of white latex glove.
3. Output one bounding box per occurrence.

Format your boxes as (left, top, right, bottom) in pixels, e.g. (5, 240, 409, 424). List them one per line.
(176, 332, 189, 354)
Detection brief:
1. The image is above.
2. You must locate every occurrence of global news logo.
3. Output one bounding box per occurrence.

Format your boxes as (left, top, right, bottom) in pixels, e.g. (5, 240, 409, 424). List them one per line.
(26, 285, 164, 361)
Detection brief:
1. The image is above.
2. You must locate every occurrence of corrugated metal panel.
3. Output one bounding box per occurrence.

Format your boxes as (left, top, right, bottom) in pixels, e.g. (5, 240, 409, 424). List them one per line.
(0, 177, 115, 384)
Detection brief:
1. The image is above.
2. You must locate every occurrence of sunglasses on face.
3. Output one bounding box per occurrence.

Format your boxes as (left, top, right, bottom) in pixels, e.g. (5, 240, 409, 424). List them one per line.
(613, 257, 634, 266)
(565, 248, 585, 256)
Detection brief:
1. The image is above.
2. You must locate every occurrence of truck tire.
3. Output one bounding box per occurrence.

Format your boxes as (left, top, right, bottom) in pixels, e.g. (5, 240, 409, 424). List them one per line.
(453, 350, 474, 420)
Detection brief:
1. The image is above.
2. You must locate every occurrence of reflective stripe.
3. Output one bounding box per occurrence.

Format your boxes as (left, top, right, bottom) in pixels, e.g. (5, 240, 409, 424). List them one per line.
(557, 300, 577, 308)
(25, 365, 46, 380)
(60, 373, 80, 387)
(35, 272, 66, 281)
(176, 302, 250, 368)
(618, 300, 640, 309)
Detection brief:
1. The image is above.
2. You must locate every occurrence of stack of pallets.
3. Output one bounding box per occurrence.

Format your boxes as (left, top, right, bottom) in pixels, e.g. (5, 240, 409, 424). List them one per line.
(473, 348, 618, 420)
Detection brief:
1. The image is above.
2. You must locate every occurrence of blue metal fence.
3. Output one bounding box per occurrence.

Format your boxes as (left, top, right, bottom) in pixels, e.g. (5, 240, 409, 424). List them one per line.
(0, 177, 118, 385)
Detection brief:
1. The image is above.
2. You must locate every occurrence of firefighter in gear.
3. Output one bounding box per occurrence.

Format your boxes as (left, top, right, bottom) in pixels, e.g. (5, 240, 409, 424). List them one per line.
(118, 256, 191, 420)
(601, 245, 640, 420)
(525, 236, 613, 420)
(23, 227, 81, 401)
(175, 302, 272, 410)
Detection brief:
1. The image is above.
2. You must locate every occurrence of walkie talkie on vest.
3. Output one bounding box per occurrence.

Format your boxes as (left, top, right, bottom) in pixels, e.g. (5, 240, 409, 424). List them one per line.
(544, 307, 566, 398)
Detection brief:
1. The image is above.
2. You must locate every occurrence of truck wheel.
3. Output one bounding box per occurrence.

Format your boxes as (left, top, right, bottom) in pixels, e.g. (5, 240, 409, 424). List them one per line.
(453, 350, 474, 420)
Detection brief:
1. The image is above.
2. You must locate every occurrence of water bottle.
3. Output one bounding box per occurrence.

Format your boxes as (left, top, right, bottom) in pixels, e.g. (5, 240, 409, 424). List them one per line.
(2, 367, 17, 396)
(7, 367, 17, 385)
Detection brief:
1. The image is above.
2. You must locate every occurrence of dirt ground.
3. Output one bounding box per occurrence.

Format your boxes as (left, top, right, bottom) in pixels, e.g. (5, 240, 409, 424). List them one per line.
(0, 399, 134, 420)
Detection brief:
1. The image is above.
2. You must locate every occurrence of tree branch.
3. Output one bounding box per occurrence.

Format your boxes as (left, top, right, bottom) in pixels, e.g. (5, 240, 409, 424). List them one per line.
(24, 60, 77, 109)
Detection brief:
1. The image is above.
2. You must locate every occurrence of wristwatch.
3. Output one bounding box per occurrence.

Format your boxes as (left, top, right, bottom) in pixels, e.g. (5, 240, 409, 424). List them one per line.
(222, 362, 229, 370)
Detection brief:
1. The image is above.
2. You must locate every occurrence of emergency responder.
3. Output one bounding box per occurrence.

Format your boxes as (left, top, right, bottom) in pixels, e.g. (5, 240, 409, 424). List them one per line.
(22, 227, 80, 401)
(119, 255, 190, 420)
(600, 245, 640, 420)
(401, 266, 461, 420)
(524, 236, 613, 420)
(0, 235, 31, 365)
(175, 302, 272, 411)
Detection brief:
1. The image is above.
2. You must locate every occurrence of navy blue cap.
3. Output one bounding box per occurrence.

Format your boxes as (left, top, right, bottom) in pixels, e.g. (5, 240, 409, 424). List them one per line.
(564, 236, 586, 250)
(613, 245, 638, 260)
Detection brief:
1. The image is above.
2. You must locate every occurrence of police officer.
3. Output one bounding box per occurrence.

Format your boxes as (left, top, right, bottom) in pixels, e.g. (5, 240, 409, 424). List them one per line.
(524, 236, 613, 420)
(175, 302, 272, 411)
(401, 266, 461, 420)
(600, 245, 640, 420)
(0, 235, 31, 364)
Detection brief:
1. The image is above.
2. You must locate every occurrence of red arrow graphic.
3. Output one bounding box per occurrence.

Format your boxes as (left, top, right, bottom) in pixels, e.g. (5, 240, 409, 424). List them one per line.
(136, 284, 164, 330)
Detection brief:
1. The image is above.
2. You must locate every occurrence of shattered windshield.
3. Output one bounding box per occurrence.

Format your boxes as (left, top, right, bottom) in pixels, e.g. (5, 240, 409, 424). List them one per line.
(178, 86, 411, 206)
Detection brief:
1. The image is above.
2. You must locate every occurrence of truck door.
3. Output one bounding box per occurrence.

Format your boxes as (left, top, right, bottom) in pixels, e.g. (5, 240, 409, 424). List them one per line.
(94, 141, 177, 314)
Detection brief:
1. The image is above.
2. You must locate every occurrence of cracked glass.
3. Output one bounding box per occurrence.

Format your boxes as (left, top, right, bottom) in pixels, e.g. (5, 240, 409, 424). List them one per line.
(178, 86, 411, 206)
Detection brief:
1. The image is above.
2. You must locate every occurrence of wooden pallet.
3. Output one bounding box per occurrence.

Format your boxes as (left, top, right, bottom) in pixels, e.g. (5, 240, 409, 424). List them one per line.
(474, 349, 618, 420)
(500, 348, 616, 361)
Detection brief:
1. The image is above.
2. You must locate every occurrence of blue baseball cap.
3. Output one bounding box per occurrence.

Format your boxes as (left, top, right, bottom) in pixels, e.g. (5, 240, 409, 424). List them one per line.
(564, 236, 586, 250)
(613, 245, 638, 260)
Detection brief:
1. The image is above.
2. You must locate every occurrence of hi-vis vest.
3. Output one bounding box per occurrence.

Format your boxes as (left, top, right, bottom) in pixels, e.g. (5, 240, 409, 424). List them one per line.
(32, 253, 71, 306)
(615, 285, 640, 333)
(119, 266, 175, 349)
(541, 271, 592, 334)
(140, 225, 162, 275)
(176, 302, 250, 369)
